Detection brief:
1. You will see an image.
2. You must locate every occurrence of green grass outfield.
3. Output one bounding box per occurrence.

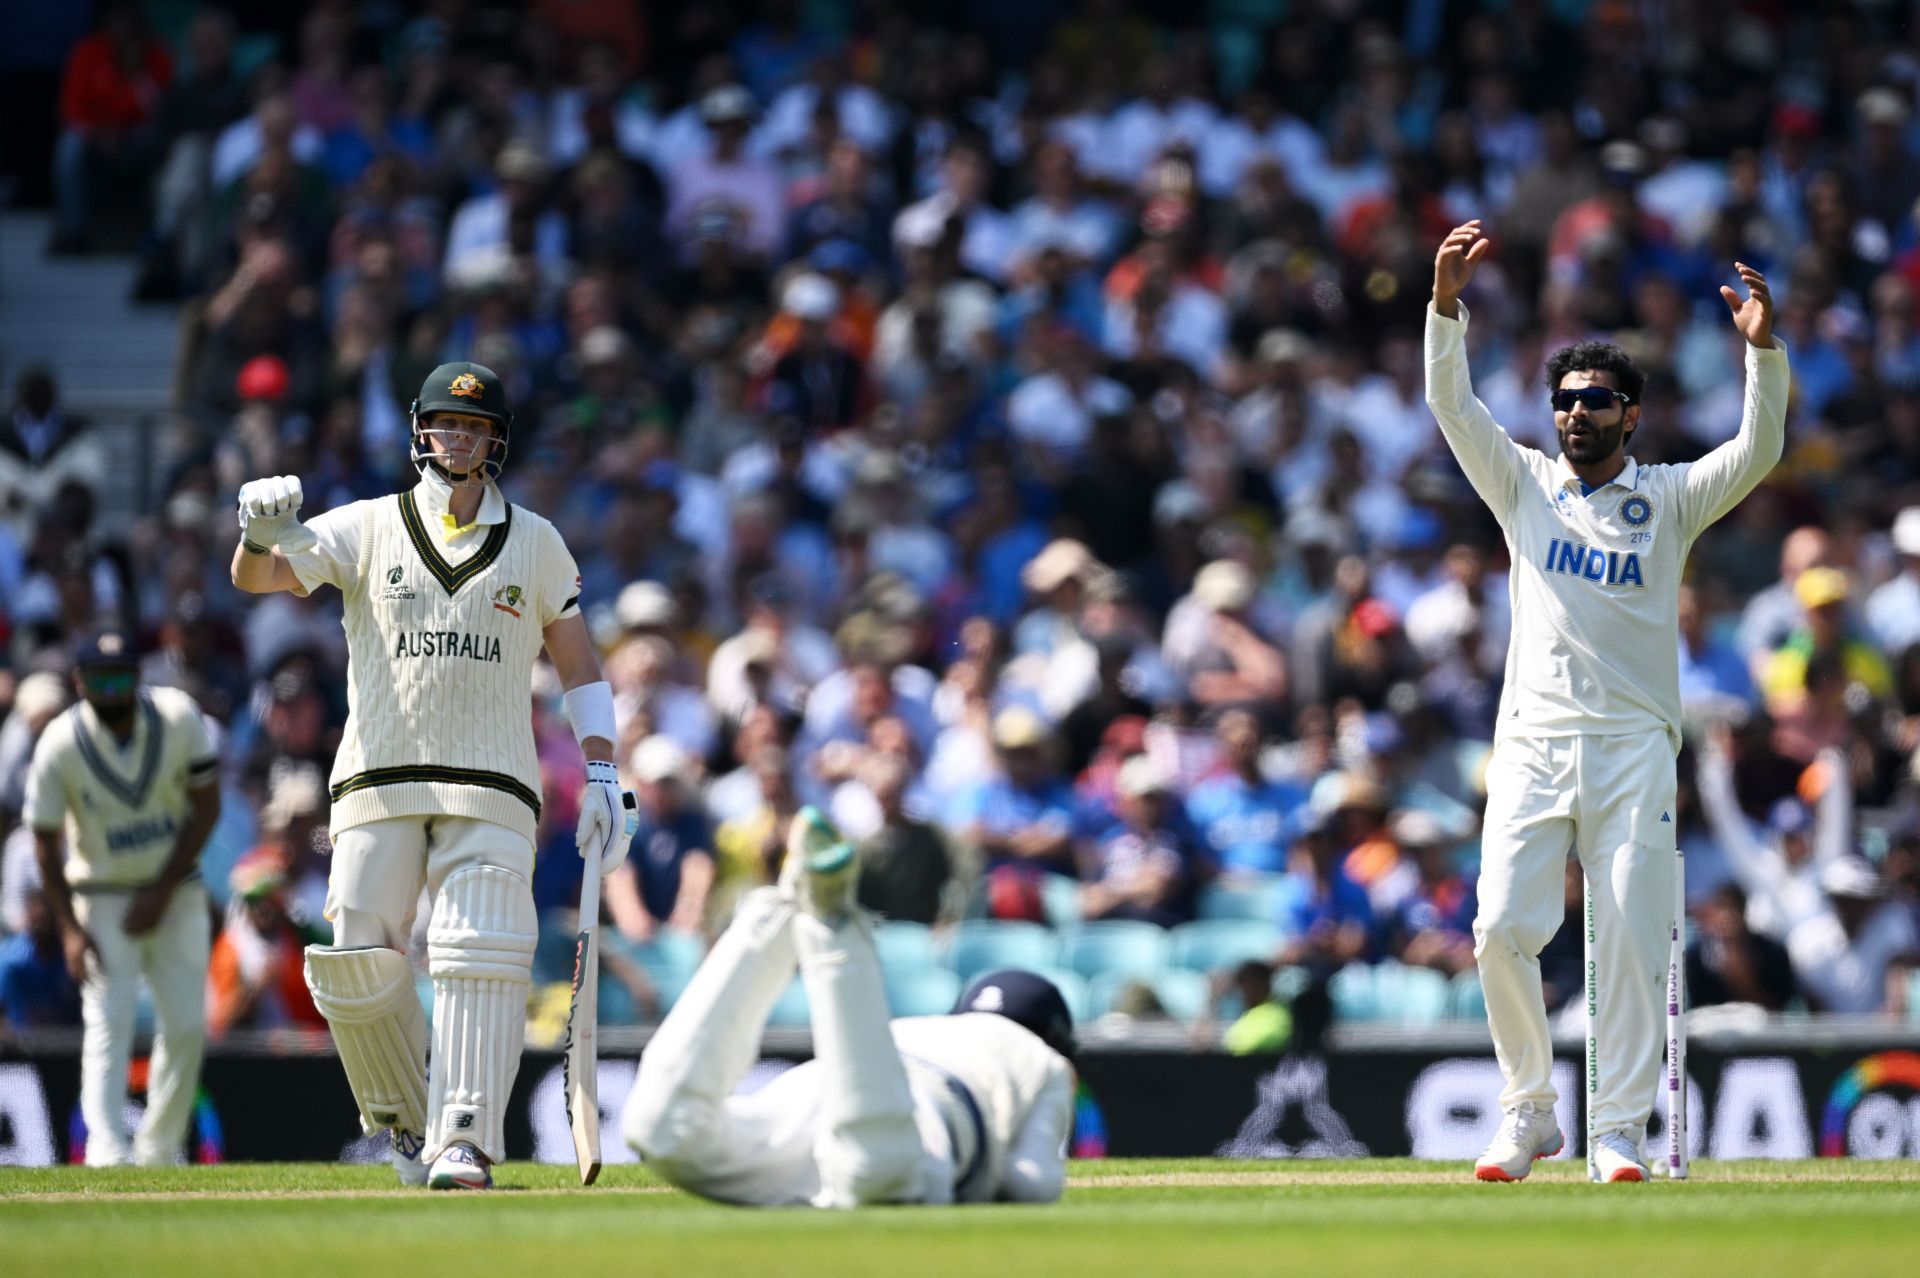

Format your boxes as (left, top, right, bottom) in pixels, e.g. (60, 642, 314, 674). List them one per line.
(4, 1159, 1918, 1278)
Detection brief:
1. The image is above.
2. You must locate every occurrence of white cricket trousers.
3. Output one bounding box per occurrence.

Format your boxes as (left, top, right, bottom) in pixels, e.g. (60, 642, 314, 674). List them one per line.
(1473, 730, 1676, 1141)
(74, 884, 210, 1166)
(622, 888, 951, 1207)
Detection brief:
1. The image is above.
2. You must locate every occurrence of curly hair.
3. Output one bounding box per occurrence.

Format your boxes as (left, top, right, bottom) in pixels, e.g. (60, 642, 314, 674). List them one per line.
(1544, 340, 1646, 403)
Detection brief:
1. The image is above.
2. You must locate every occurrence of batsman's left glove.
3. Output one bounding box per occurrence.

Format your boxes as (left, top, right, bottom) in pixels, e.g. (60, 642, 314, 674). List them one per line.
(577, 759, 638, 877)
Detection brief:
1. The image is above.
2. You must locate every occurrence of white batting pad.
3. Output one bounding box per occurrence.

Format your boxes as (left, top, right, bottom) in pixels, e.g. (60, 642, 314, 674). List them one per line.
(303, 945, 430, 1138)
(425, 864, 536, 1163)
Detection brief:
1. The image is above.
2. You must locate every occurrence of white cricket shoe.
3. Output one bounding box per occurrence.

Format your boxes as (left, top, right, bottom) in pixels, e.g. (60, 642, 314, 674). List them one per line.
(1592, 1131, 1649, 1183)
(391, 1128, 429, 1187)
(780, 806, 858, 921)
(1473, 1103, 1563, 1181)
(427, 1141, 493, 1191)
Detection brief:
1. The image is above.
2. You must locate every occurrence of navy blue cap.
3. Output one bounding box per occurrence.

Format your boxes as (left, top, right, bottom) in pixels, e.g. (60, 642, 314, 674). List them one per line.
(952, 968, 1075, 1060)
(73, 628, 138, 668)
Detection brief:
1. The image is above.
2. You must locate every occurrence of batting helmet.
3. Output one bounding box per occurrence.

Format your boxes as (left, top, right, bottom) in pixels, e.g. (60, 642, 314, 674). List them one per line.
(410, 361, 514, 485)
(952, 969, 1075, 1060)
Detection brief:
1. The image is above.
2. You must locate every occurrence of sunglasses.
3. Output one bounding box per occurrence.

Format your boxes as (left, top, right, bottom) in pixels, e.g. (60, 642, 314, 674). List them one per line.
(1551, 387, 1632, 413)
(81, 669, 136, 696)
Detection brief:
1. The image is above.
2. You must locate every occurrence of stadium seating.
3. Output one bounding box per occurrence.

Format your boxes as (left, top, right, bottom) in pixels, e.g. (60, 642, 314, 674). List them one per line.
(1450, 970, 1488, 1021)
(874, 921, 939, 973)
(1090, 968, 1212, 1021)
(885, 967, 963, 1017)
(767, 976, 811, 1028)
(943, 921, 1060, 981)
(1169, 920, 1280, 973)
(1041, 874, 1084, 928)
(1024, 966, 1096, 1024)
(1062, 921, 1173, 980)
(1196, 876, 1287, 922)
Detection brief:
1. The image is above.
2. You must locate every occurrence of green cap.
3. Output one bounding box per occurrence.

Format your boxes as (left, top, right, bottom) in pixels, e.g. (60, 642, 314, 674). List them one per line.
(415, 361, 510, 427)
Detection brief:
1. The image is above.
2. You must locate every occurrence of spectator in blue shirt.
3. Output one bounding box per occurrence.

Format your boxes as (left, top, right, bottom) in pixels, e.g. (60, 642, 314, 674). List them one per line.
(1678, 583, 1756, 721)
(1274, 820, 1373, 975)
(607, 736, 715, 943)
(951, 707, 1079, 877)
(0, 890, 81, 1032)
(1187, 709, 1310, 878)
(1081, 756, 1197, 928)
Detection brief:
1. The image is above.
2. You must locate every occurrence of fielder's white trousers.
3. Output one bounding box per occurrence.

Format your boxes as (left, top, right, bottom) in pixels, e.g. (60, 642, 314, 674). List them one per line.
(74, 884, 210, 1166)
(1473, 731, 1676, 1141)
(622, 888, 954, 1207)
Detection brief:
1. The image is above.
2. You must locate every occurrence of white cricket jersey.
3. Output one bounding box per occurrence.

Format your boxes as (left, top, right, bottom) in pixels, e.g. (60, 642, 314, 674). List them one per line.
(22, 687, 217, 890)
(1424, 303, 1789, 746)
(285, 475, 581, 843)
(889, 1013, 1075, 1203)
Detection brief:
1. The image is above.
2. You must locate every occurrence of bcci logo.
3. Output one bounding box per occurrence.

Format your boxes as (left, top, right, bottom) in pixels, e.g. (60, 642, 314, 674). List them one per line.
(448, 372, 484, 399)
(1621, 495, 1653, 526)
(381, 564, 416, 601)
(493, 583, 525, 618)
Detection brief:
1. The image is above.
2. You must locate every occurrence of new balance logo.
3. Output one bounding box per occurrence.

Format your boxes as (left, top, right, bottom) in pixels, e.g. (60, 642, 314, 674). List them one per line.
(450, 1112, 475, 1130)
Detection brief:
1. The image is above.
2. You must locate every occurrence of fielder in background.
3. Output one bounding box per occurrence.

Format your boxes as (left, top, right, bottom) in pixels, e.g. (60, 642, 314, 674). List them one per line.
(1425, 221, 1788, 1182)
(231, 362, 633, 1190)
(623, 807, 1074, 1207)
(25, 630, 222, 1165)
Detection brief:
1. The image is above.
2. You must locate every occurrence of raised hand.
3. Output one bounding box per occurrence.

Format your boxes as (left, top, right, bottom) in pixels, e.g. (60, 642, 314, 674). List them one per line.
(1433, 220, 1491, 316)
(1719, 262, 1774, 348)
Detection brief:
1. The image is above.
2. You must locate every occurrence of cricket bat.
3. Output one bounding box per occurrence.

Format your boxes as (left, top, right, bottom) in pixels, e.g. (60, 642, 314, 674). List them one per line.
(564, 800, 621, 1186)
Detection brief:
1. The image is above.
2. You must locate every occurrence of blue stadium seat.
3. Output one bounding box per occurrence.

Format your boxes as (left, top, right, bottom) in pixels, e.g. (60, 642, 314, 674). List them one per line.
(1062, 921, 1172, 980)
(1089, 969, 1212, 1021)
(885, 967, 963, 1017)
(874, 921, 939, 973)
(414, 976, 434, 1019)
(597, 977, 642, 1027)
(1041, 874, 1084, 928)
(1196, 875, 1287, 922)
(942, 921, 1060, 981)
(1169, 920, 1280, 973)
(767, 976, 811, 1028)
(1451, 970, 1488, 1020)
(1024, 966, 1096, 1025)
(1387, 965, 1453, 1025)
(1328, 964, 1380, 1021)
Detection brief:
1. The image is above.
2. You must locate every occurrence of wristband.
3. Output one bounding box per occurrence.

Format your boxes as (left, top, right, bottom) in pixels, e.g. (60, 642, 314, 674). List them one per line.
(563, 680, 618, 747)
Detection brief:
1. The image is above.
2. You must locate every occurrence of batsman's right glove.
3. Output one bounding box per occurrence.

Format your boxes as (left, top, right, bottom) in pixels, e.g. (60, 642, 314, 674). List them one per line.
(237, 475, 318, 555)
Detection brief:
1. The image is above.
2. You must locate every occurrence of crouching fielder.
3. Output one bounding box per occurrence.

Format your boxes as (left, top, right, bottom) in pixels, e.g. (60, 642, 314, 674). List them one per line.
(624, 808, 1075, 1206)
(232, 362, 632, 1189)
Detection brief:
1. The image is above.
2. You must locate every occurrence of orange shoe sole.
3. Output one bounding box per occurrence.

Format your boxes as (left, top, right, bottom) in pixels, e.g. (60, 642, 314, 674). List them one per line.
(1473, 1138, 1564, 1181)
(1604, 1166, 1646, 1182)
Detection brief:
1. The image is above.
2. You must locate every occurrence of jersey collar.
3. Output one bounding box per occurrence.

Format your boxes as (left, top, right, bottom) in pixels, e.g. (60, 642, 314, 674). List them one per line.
(412, 468, 506, 538)
(1554, 454, 1639, 495)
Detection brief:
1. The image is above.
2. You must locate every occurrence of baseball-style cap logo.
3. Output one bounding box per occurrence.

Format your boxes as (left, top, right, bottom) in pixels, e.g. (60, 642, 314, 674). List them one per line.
(448, 372, 484, 399)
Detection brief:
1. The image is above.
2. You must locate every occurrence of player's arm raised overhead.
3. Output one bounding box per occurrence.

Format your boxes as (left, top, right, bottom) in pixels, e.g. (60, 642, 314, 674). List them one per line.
(1424, 220, 1525, 517)
(1671, 264, 1789, 540)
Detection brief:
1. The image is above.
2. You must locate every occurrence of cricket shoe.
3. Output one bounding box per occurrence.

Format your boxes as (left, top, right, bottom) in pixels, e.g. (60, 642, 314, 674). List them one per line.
(427, 1141, 493, 1191)
(780, 805, 858, 921)
(391, 1128, 429, 1187)
(1592, 1131, 1649, 1183)
(1473, 1103, 1563, 1181)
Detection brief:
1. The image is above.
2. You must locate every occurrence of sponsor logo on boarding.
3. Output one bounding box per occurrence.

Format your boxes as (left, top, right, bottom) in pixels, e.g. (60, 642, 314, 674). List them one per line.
(381, 564, 416, 601)
(492, 583, 524, 618)
(448, 372, 484, 399)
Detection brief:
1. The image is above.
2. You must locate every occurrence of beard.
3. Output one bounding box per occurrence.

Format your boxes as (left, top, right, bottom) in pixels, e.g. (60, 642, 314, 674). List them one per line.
(1557, 416, 1628, 466)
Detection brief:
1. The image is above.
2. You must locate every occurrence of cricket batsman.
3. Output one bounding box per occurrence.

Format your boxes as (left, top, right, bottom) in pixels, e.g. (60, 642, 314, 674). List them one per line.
(1425, 222, 1787, 1181)
(26, 630, 222, 1165)
(621, 807, 1074, 1206)
(232, 362, 633, 1189)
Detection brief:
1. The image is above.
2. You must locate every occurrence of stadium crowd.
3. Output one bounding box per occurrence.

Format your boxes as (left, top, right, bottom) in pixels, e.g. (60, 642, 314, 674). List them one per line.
(4, 0, 1920, 1047)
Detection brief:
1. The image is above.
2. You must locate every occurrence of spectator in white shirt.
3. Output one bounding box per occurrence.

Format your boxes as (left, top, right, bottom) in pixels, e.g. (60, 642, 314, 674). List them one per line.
(1008, 139, 1120, 270)
(894, 135, 1016, 284)
(442, 142, 569, 286)
(665, 84, 786, 262)
(1737, 526, 1832, 666)
(1867, 507, 1920, 653)
(1787, 856, 1919, 1013)
(755, 53, 892, 163)
(1098, 53, 1216, 186)
(1006, 327, 1133, 461)
(1199, 85, 1325, 201)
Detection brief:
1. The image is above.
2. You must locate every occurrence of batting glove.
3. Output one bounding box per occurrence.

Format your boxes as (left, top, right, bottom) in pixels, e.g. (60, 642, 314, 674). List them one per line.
(237, 475, 318, 554)
(577, 760, 638, 877)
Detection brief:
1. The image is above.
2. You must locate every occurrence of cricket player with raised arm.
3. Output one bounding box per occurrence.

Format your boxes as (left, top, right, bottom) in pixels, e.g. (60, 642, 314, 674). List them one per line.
(1425, 222, 1788, 1182)
(26, 629, 222, 1166)
(231, 361, 634, 1190)
(622, 807, 1075, 1207)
